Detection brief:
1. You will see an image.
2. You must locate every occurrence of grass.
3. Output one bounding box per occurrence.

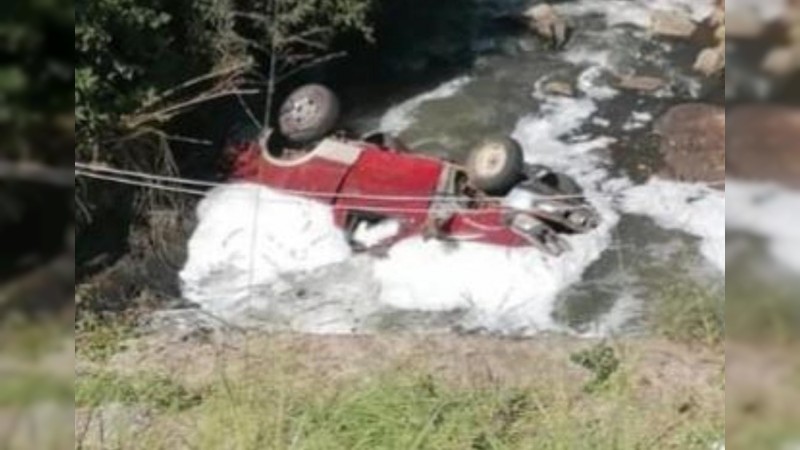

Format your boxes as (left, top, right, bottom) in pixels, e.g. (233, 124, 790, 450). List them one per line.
(723, 238, 800, 448)
(75, 370, 722, 450)
(73, 335, 724, 450)
(727, 275, 800, 345)
(76, 370, 202, 412)
(75, 312, 136, 362)
(649, 276, 723, 347)
(0, 373, 72, 407)
(728, 419, 800, 450)
(0, 316, 71, 359)
(636, 250, 724, 347)
(725, 344, 800, 450)
(726, 235, 800, 344)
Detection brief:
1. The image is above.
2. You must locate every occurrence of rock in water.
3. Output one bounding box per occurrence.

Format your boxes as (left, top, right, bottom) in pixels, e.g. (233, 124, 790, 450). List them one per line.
(650, 10, 697, 38)
(725, 10, 763, 38)
(694, 0, 725, 76)
(543, 80, 574, 97)
(728, 106, 800, 189)
(762, 46, 800, 77)
(615, 75, 667, 92)
(524, 3, 570, 49)
(694, 46, 725, 76)
(655, 104, 725, 183)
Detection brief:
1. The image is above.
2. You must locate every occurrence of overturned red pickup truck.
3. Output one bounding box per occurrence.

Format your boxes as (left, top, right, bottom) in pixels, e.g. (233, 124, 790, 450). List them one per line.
(225, 84, 599, 255)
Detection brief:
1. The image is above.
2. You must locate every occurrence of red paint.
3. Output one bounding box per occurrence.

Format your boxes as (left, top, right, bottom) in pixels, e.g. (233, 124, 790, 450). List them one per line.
(227, 138, 530, 248)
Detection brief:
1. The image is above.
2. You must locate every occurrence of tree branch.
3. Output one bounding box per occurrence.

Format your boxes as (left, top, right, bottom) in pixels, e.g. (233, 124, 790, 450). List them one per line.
(123, 88, 261, 129)
(276, 51, 347, 83)
(139, 61, 253, 110)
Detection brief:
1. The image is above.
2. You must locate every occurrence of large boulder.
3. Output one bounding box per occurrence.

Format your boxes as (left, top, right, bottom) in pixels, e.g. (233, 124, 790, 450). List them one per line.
(727, 106, 800, 188)
(654, 104, 725, 183)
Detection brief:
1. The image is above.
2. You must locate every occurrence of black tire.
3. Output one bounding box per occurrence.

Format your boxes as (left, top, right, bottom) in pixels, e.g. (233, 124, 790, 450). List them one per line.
(542, 172, 582, 196)
(466, 138, 525, 195)
(278, 84, 340, 145)
(522, 165, 583, 196)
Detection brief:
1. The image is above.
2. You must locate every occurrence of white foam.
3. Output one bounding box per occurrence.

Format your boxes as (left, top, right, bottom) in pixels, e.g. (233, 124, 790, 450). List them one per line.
(619, 179, 725, 272)
(379, 77, 471, 134)
(179, 184, 352, 318)
(372, 233, 611, 333)
(525, 84, 617, 179)
(352, 219, 401, 248)
(727, 179, 800, 273)
(559, 0, 715, 28)
(622, 110, 653, 131)
(564, 48, 612, 68)
(577, 66, 619, 100)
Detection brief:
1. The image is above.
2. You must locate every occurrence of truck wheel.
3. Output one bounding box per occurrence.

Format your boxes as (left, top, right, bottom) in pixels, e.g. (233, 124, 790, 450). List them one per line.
(541, 171, 582, 196)
(278, 84, 340, 145)
(466, 138, 525, 195)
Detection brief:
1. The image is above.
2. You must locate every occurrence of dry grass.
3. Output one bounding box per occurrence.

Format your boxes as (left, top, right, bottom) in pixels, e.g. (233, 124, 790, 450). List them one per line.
(75, 331, 724, 450)
(726, 343, 800, 449)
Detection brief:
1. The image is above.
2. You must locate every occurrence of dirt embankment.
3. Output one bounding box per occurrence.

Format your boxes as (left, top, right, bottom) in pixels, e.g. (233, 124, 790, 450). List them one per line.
(74, 331, 725, 449)
(86, 331, 724, 408)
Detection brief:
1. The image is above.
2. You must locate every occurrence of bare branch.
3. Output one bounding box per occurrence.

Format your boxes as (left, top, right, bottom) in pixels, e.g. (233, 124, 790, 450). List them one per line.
(276, 52, 347, 83)
(229, 34, 272, 54)
(124, 88, 261, 129)
(140, 61, 253, 110)
(280, 35, 329, 51)
(294, 26, 334, 40)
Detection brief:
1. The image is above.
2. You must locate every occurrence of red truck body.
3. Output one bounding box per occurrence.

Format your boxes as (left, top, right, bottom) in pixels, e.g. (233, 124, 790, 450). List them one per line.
(228, 135, 529, 248)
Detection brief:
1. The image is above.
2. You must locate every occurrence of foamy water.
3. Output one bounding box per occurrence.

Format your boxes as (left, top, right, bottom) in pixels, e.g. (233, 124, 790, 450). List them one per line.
(558, 0, 715, 28)
(620, 179, 725, 273)
(379, 77, 472, 134)
(179, 0, 726, 334)
(727, 180, 800, 273)
(370, 75, 623, 332)
(179, 186, 353, 317)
